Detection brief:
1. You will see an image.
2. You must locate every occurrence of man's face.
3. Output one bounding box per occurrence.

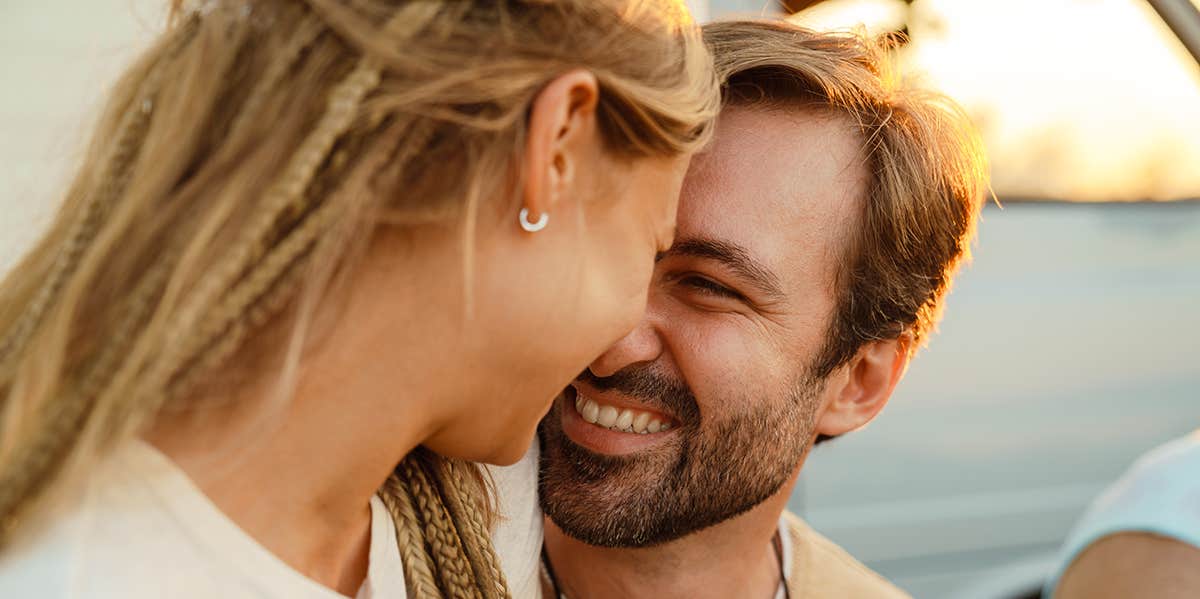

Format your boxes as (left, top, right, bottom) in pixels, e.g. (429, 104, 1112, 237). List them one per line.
(538, 105, 869, 547)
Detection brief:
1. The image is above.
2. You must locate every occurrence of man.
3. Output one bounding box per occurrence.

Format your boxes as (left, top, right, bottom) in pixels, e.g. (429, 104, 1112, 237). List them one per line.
(535, 20, 987, 598)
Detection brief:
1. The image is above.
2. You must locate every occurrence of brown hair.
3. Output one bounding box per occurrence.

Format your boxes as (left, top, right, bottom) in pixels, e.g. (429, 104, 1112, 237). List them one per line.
(702, 20, 988, 379)
(0, 1, 718, 596)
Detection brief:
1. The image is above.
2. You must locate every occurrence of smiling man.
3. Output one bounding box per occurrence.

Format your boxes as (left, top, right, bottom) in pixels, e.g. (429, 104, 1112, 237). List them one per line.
(535, 20, 988, 599)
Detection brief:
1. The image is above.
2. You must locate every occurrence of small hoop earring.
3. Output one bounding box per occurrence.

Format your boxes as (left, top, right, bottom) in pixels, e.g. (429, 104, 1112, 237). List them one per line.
(519, 208, 549, 233)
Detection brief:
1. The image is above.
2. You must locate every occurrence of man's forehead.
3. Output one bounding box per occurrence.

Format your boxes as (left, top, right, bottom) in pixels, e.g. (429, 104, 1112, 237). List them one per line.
(676, 105, 866, 286)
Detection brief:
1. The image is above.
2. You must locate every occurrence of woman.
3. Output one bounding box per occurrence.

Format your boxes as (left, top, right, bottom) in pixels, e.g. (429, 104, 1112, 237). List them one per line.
(0, 1, 717, 597)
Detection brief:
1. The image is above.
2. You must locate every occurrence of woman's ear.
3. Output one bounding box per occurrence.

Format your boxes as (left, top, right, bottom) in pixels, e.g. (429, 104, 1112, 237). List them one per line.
(521, 69, 600, 228)
(815, 334, 912, 439)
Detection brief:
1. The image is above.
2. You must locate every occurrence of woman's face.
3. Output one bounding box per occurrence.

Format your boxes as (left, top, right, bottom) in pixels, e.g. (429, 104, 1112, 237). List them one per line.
(301, 147, 690, 469)
(427, 150, 692, 466)
(317, 69, 696, 467)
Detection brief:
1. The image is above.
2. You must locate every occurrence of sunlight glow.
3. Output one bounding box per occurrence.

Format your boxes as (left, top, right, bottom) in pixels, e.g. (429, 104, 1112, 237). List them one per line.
(791, 0, 1200, 201)
(790, 0, 908, 35)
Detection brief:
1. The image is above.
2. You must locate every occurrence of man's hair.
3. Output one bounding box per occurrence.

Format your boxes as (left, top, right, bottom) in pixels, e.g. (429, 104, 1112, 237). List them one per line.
(703, 20, 989, 380)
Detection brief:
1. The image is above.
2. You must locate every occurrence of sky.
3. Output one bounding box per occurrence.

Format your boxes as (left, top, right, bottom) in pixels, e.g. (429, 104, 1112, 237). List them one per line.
(789, 0, 1200, 201)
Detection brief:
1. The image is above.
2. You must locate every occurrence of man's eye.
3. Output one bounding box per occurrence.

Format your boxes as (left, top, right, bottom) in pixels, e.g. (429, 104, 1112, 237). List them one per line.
(680, 276, 738, 299)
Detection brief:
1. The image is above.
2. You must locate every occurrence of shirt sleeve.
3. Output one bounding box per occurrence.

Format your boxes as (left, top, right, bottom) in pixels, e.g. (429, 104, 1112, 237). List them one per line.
(1043, 433, 1200, 597)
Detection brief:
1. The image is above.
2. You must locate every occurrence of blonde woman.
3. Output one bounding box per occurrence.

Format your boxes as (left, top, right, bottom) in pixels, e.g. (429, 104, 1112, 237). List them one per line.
(0, 1, 718, 597)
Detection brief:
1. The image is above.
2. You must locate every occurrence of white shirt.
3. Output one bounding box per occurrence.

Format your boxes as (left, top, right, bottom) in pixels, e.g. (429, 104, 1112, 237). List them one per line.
(0, 441, 406, 599)
(487, 443, 544, 599)
(774, 515, 795, 599)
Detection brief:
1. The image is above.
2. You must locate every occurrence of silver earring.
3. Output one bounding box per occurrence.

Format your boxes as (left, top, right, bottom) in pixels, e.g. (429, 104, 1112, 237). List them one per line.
(519, 208, 549, 232)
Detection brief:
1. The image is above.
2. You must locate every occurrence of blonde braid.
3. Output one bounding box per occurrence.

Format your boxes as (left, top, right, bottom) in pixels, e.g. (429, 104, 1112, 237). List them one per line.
(0, 21, 200, 540)
(380, 472, 442, 598)
(376, 451, 513, 599)
(94, 184, 334, 432)
(224, 15, 324, 144)
(163, 245, 310, 402)
(5, 173, 333, 543)
(145, 59, 382, 404)
(438, 459, 510, 599)
(0, 249, 179, 540)
(0, 9, 377, 545)
(0, 57, 356, 541)
(159, 58, 382, 373)
(0, 18, 199, 368)
(75, 254, 178, 413)
(158, 193, 335, 395)
(401, 456, 483, 599)
(161, 103, 436, 407)
(160, 117, 418, 403)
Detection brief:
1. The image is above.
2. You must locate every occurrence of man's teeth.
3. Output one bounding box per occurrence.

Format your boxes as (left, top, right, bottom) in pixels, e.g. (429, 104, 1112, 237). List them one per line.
(597, 405, 619, 428)
(574, 396, 672, 434)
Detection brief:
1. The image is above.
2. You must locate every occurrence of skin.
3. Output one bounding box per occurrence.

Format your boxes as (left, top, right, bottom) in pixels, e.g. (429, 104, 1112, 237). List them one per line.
(542, 105, 910, 599)
(1056, 532, 1200, 599)
(145, 70, 688, 596)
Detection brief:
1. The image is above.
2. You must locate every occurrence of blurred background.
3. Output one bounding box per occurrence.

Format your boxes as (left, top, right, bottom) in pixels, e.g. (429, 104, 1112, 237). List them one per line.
(3, 1, 1199, 597)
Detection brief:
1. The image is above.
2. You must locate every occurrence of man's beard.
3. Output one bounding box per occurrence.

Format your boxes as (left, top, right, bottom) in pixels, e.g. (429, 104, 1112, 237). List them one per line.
(538, 365, 821, 548)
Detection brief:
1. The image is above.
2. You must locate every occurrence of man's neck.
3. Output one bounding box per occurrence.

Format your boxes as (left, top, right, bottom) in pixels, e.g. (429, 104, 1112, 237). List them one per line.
(543, 483, 795, 599)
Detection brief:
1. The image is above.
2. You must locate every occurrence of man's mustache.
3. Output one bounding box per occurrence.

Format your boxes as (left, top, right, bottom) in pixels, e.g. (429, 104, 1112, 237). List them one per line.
(573, 367, 701, 424)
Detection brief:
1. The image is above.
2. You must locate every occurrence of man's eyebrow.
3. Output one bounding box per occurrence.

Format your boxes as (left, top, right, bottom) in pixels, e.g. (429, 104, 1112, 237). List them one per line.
(656, 237, 785, 299)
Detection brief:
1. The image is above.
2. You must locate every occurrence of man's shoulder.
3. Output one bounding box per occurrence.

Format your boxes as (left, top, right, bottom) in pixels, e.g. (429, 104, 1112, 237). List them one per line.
(782, 510, 911, 599)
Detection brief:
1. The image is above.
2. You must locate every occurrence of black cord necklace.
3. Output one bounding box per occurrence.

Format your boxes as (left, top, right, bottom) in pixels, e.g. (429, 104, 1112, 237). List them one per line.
(540, 532, 790, 599)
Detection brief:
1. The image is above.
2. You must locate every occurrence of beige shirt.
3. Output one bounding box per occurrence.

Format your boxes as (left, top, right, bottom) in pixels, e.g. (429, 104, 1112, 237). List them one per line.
(539, 510, 909, 599)
(782, 510, 911, 598)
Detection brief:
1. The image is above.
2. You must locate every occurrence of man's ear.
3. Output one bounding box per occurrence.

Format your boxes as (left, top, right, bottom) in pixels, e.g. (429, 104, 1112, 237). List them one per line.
(520, 69, 600, 228)
(815, 335, 911, 438)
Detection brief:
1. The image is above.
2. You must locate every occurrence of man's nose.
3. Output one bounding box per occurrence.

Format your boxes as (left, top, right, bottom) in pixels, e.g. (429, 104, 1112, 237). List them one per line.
(588, 313, 664, 379)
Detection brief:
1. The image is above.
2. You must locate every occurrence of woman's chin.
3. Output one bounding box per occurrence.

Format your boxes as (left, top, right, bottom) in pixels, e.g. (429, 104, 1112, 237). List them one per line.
(483, 439, 533, 467)
(475, 418, 541, 467)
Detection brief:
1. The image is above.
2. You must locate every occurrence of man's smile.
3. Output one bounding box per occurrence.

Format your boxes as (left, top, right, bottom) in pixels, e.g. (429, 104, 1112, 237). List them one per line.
(558, 384, 680, 456)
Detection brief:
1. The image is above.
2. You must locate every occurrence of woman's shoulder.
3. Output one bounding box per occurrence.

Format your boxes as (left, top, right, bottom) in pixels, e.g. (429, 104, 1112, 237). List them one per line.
(0, 442, 227, 598)
(0, 516, 230, 599)
(0, 481, 175, 597)
(0, 500, 85, 597)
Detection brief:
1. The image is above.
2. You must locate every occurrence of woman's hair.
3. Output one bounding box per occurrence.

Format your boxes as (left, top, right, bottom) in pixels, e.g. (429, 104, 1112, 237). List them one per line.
(0, 1, 718, 596)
